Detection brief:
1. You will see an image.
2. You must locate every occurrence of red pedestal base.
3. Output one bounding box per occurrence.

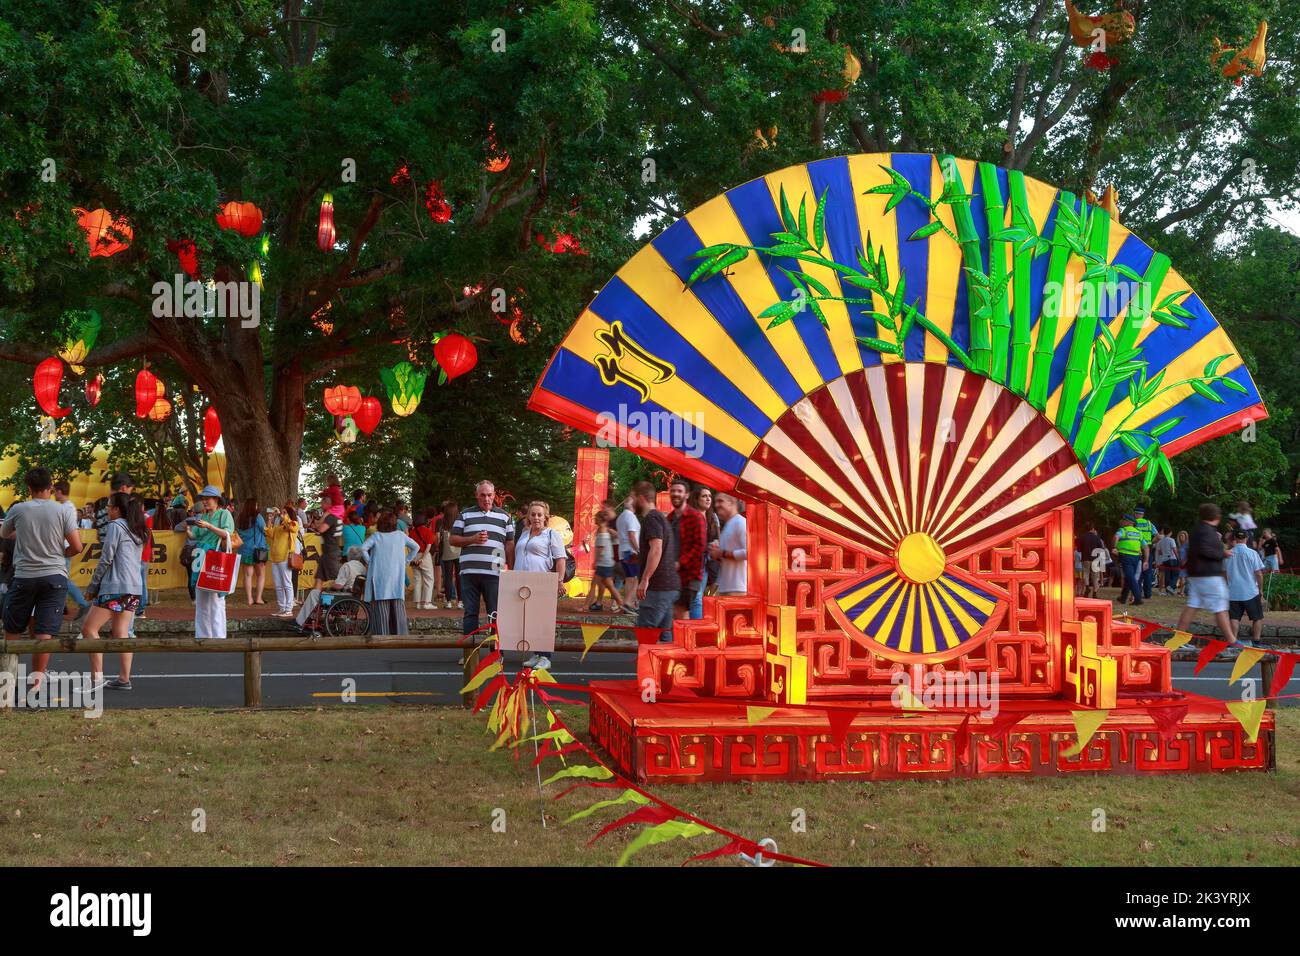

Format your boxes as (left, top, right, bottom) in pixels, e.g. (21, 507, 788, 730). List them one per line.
(588, 681, 1275, 782)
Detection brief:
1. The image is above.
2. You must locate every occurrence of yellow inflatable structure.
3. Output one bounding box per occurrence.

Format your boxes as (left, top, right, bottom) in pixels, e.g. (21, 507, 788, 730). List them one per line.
(0, 446, 227, 510)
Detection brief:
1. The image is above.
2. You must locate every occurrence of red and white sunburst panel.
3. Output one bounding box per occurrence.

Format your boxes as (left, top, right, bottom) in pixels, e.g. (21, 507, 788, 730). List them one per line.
(735, 363, 1092, 659)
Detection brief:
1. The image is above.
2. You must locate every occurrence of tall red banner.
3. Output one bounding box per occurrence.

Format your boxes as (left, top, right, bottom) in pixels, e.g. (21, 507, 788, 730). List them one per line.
(572, 447, 609, 582)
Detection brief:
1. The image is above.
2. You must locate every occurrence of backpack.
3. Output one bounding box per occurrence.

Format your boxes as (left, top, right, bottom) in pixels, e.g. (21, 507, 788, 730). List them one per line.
(549, 529, 577, 583)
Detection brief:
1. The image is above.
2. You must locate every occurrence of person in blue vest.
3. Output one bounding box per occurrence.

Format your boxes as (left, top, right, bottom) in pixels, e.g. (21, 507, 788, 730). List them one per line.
(1134, 506, 1157, 599)
(1112, 514, 1148, 607)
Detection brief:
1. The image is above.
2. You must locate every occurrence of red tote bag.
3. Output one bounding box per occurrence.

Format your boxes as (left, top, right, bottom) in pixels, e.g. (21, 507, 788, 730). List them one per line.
(196, 532, 241, 594)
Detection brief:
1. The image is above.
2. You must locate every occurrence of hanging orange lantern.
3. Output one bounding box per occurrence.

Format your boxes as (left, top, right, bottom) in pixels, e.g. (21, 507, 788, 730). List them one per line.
(434, 333, 478, 382)
(812, 46, 861, 103)
(423, 181, 451, 223)
(204, 405, 221, 453)
(317, 193, 336, 251)
(135, 369, 158, 418)
(73, 207, 133, 258)
(485, 123, 510, 173)
(323, 384, 363, 417)
(85, 373, 103, 407)
(215, 201, 264, 237)
(148, 397, 172, 422)
(353, 396, 383, 436)
(33, 358, 71, 418)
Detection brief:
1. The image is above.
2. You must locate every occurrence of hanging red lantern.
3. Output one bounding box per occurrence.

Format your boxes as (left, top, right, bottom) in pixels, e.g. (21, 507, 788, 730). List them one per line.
(204, 406, 221, 454)
(353, 396, 383, 436)
(390, 164, 412, 186)
(135, 369, 158, 418)
(215, 201, 264, 238)
(323, 384, 363, 417)
(434, 333, 478, 382)
(73, 207, 133, 258)
(166, 239, 200, 277)
(423, 181, 451, 223)
(33, 358, 71, 418)
(85, 373, 103, 407)
(317, 193, 336, 251)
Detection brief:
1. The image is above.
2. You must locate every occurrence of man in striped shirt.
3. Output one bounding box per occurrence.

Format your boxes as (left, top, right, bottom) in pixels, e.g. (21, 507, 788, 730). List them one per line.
(449, 480, 515, 637)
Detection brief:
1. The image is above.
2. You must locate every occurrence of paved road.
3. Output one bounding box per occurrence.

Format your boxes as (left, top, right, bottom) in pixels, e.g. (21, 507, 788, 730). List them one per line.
(25, 651, 1297, 710)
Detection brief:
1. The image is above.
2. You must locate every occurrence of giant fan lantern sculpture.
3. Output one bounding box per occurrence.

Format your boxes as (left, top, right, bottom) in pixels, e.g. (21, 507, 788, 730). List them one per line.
(529, 153, 1272, 783)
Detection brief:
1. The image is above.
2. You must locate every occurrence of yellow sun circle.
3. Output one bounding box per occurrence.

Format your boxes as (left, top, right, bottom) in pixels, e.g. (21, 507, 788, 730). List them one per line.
(896, 532, 946, 584)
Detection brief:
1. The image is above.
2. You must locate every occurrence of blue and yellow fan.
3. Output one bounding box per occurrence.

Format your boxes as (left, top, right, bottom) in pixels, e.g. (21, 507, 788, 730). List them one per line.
(530, 153, 1265, 660)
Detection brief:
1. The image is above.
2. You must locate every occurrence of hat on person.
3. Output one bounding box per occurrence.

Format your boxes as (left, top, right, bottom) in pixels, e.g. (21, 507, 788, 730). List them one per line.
(1233, 529, 1248, 539)
(1134, 506, 1145, 514)
(1122, 513, 1135, 522)
(171, 493, 188, 507)
(197, 484, 224, 501)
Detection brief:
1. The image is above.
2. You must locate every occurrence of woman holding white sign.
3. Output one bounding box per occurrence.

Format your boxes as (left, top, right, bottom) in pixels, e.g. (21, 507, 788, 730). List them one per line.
(512, 501, 567, 672)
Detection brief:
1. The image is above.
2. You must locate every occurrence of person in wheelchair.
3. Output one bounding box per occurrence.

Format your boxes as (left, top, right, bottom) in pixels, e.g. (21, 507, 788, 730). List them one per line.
(293, 546, 367, 631)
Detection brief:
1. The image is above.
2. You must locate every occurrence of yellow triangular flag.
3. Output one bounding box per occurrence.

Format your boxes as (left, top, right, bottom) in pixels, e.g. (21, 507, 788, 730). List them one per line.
(1062, 709, 1110, 757)
(1229, 648, 1266, 685)
(746, 706, 777, 724)
(459, 659, 502, 695)
(1165, 630, 1192, 650)
(896, 685, 930, 711)
(580, 624, 608, 661)
(1226, 699, 1267, 743)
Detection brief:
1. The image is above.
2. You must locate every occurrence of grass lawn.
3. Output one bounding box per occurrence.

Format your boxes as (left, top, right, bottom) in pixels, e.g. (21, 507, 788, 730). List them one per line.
(1, 705, 1296, 867)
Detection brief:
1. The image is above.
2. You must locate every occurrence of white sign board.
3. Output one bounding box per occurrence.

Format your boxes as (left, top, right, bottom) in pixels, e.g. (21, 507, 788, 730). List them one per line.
(495, 570, 559, 654)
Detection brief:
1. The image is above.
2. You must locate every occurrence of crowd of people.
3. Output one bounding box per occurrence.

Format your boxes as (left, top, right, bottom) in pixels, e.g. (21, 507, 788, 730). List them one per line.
(0, 467, 752, 687)
(1074, 500, 1285, 647)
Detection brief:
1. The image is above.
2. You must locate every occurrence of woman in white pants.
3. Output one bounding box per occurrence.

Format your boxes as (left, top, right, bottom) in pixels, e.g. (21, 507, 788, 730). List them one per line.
(408, 513, 437, 609)
(267, 504, 300, 616)
(186, 485, 236, 639)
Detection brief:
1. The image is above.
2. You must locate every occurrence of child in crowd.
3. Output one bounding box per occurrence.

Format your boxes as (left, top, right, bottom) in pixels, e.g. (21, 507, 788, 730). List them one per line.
(322, 473, 346, 521)
(587, 510, 624, 613)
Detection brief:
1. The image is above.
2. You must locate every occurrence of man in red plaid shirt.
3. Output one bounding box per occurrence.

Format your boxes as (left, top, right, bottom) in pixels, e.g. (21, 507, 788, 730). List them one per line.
(669, 478, 706, 621)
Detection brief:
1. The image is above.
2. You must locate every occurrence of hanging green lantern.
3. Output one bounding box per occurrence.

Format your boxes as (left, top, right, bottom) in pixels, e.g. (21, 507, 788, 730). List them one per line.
(58, 309, 102, 373)
(379, 361, 429, 416)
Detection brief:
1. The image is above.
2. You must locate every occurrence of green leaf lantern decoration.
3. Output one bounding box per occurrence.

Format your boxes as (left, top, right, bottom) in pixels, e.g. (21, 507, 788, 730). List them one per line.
(380, 361, 429, 417)
(58, 309, 101, 372)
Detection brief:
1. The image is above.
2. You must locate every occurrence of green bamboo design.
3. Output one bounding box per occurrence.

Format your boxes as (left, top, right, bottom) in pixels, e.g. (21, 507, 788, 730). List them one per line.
(938, 155, 988, 374)
(1006, 171, 1034, 396)
(978, 163, 1012, 384)
(1070, 252, 1172, 459)
(1053, 201, 1110, 436)
(1027, 191, 1078, 411)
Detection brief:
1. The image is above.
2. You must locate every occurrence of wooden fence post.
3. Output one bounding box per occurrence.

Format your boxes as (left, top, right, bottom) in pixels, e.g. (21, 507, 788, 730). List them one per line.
(462, 645, 479, 709)
(0, 652, 18, 710)
(244, 651, 262, 708)
(1261, 656, 1276, 710)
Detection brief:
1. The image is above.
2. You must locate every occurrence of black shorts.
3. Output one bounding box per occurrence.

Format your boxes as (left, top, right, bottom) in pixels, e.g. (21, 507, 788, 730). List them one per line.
(4, 574, 69, 637)
(1229, 596, 1264, 622)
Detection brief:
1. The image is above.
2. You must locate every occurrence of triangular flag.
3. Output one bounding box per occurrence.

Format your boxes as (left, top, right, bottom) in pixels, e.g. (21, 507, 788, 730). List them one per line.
(825, 707, 860, 745)
(1147, 703, 1189, 743)
(746, 706, 777, 724)
(459, 656, 503, 695)
(1062, 709, 1110, 758)
(685, 836, 752, 865)
(895, 684, 930, 711)
(588, 804, 678, 847)
(1226, 699, 1267, 744)
(1269, 653, 1297, 699)
(1229, 648, 1266, 685)
(580, 624, 608, 660)
(986, 709, 1029, 737)
(1195, 639, 1228, 674)
(634, 627, 662, 645)
(1165, 630, 1192, 650)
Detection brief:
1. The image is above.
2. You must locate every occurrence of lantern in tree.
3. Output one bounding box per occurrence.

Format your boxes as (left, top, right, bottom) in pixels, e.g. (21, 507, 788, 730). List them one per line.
(485, 123, 510, 173)
(33, 358, 71, 418)
(323, 384, 363, 417)
(1212, 21, 1267, 85)
(537, 231, 587, 255)
(85, 373, 103, 407)
(379, 362, 429, 416)
(166, 239, 201, 278)
(390, 164, 412, 186)
(353, 396, 383, 436)
(73, 207, 133, 258)
(336, 416, 359, 444)
(135, 368, 159, 418)
(317, 193, 336, 251)
(215, 201, 264, 237)
(58, 309, 102, 373)
(249, 259, 264, 289)
(204, 406, 221, 454)
(148, 397, 173, 422)
(812, 46, 861, 103)
(433, 333, 478, 382)
(423, 182, 451, 223)
(1065, 0, 1135, 71)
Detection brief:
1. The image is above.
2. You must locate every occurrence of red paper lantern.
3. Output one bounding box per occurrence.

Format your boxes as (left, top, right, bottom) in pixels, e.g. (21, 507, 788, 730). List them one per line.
(33, 358, 71, 418)
(317, 193, 336, 251)
(167, 239, 200, 278)
(215, 201, 264, 238)
(85, 373, 103, 407)
(204, 406, 221, 454)
(390, 164, 411, 186)
(423, 181, 451, 223)
(434, 333, 478, 382)
(73, 207, 132, 258)
(135, 369, 159, 418)
(323, 385, 363, 417)
(353, 396, 383, 436)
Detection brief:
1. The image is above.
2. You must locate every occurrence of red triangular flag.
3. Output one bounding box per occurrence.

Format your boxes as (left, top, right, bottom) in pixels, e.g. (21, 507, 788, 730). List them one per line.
(684, 836, 753, 865)
(1147, 703, 1189, 743)
(1269, 652, 1297, 699)
(587, 804, 678, 846)
(1195, 639, 1228, 674)
(986, 709, 1029, 737)
(634, 627, 663, 645)
(824, 707, 860, 746)
(472, 672, 507, 714)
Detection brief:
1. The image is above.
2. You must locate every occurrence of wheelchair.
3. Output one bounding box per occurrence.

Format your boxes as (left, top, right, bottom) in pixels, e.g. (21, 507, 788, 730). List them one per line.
(299, 575, 371, 637)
